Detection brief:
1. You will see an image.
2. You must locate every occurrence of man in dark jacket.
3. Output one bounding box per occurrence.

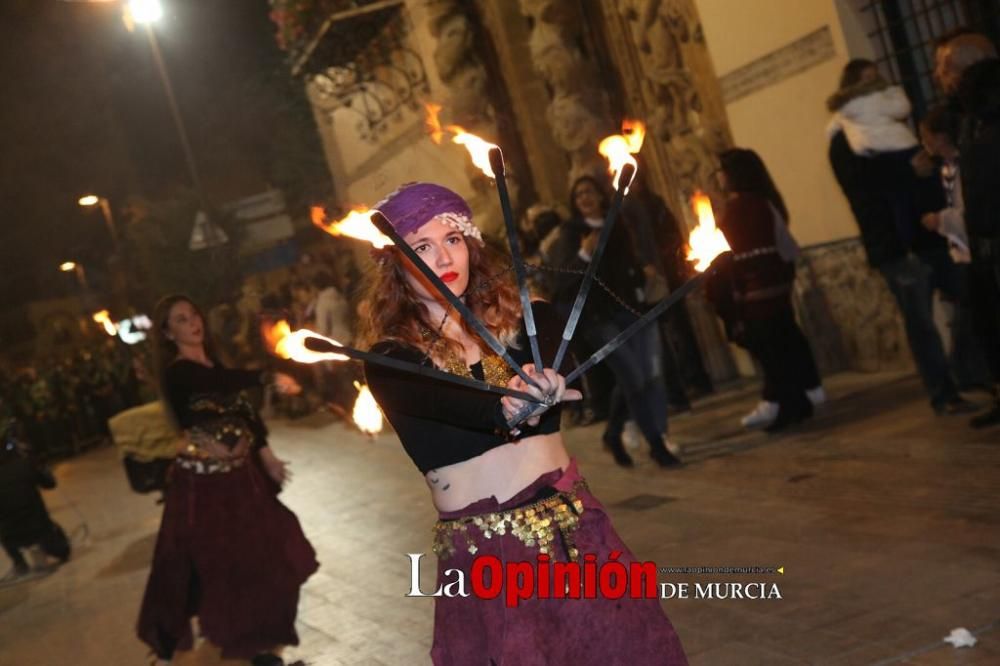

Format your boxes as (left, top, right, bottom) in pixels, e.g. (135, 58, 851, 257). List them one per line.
(828, 131, 973, 414)
(0, 417, 70, 578)
(935, 31, 1000, 428)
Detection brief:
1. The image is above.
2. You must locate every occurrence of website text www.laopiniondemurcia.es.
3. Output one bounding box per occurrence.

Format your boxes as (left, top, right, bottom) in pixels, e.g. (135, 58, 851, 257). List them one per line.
(405, 553, 784, 607)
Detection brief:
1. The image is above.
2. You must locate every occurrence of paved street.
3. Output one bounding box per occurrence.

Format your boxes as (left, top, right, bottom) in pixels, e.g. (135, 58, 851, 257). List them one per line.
(1, 371, 998, 665)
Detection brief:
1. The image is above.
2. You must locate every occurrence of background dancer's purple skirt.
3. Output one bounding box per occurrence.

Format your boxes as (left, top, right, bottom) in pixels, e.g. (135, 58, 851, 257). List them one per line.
(137, 456, 318, 660)
(431, 460, 687, 665)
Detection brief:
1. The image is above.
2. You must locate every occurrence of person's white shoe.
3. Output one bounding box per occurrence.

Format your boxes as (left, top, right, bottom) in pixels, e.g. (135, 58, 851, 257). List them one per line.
(806, 386, 827, 406)
(623, 420, 641, 451)
(741, 401, 779, 428)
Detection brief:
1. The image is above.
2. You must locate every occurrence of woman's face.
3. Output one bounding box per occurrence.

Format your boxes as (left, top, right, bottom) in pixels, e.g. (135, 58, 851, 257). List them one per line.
(573, 180, 603, 218)
(164, 300, 205, 348)
(401, 218, 471, 301)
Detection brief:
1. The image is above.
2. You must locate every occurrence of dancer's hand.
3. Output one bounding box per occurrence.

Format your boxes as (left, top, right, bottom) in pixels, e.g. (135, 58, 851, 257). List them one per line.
(501, 365, 582, 427)
(259, 446, 291, 486)
(273, 372, 301, 395)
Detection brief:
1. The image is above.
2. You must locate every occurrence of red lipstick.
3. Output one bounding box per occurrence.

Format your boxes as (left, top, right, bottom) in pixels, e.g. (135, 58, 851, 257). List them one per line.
(440, 271, 459, 283)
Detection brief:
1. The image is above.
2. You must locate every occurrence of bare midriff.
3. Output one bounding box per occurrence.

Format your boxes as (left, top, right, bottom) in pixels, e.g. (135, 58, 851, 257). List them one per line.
(424, 431, 570, 512)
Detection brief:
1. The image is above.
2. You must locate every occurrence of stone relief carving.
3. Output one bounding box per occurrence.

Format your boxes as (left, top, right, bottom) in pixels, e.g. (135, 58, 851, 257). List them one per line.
(620, 0, 726, 195)
(418, 1, 508, 237)
(422, 1, 493, 128)
(518, 0, 613, 184)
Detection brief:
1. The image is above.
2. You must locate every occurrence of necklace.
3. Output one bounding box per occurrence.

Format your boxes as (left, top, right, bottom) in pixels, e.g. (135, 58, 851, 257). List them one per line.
(420, 313, 514, 388)
(442, 350, 514, 388)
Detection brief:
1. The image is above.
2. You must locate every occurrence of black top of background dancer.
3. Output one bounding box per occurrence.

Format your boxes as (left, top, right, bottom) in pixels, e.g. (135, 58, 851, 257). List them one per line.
(162, 361, 270, 450)
(364, 302, 570, 474)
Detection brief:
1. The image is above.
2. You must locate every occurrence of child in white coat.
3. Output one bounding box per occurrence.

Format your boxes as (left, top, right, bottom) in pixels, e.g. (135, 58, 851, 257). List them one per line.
(826, 59, 919, 156)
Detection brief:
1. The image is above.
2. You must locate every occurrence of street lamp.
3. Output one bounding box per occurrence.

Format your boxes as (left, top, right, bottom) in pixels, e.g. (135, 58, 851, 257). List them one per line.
(128, 0, 163, 24)
(78, 194, 118, 245)
(60, 261, 88, 289)
(126, 0, 208, 215)
(126, 0, 225, 249)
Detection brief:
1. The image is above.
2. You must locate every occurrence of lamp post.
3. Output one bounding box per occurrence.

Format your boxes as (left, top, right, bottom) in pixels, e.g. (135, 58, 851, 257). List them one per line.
(127, 0, 209, 213)
(78, 194, 118, 246)
(128, 0, 230, 251)
(60, 261, 88, 290)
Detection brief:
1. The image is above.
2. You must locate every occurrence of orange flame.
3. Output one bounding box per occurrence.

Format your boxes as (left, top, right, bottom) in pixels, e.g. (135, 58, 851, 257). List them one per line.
(352, 381, 383, 435)
(686, 192, 731, 272)
(425, 102, 445, 145)
(92, 310, 117, 337)
(423, 103, 498, 178)
(621, 119, 646, 153)
(310, 205, 393, 249)
(598, 119, 645, 191)
(450, 127, 499, 178)
(262, 320, 349, 364)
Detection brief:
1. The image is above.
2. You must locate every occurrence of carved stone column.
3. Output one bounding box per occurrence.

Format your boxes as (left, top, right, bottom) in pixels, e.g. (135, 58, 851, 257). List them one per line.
(618, 0, 730, 199)
(420, 0, 494, 131)
(599, 0, 738, 382)
(517, 0, 615, 185)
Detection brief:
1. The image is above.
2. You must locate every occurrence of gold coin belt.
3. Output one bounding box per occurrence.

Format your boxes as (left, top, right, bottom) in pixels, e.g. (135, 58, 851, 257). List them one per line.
(433, 480, 587, 562)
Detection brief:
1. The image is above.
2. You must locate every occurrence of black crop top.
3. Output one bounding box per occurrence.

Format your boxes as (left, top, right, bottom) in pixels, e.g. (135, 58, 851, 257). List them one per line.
(162, 360, 269, 450)
(364, 301, 572, 474)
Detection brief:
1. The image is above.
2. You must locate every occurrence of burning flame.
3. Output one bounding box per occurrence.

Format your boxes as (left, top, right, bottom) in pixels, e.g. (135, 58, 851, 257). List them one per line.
(686, 192, 731, 272)
(424, 103, 499, 178)
(92, 310, 117, 337)
(352, 381, 383, 435)
(263, 320, 349, 364)
(621, 119, 646, 153)
(451, 130, 499, 178)
(425, 102, 445, 144)
(598, 119, 646, 191)
(310, 205, 392, 249)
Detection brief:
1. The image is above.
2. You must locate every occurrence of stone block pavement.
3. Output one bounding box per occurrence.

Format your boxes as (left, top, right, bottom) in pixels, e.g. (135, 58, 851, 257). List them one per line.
(1, 371, 998, 665)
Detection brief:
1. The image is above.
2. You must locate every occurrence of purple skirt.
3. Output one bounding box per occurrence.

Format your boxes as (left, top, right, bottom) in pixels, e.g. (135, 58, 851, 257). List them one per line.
(431, 460, 687, 665)
(136, 455, 318, 660)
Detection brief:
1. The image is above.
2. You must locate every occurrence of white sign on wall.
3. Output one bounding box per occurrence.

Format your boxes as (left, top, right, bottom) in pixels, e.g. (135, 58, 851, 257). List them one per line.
(720, 26, 836, 103)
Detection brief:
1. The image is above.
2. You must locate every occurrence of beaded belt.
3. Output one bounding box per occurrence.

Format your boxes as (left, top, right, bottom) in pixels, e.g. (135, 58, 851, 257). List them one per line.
(733, 246, 778, 261)
(733, 282, 793, 302)
(433, 480, 587, 562)
(175, 454, 247, 475)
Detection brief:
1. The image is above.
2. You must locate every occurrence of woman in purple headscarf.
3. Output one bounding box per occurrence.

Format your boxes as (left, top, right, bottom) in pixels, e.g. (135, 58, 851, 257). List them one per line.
(358, 182, 687, 665)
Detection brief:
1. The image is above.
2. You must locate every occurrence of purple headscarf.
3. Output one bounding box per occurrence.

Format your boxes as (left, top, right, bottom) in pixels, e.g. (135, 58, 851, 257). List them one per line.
(374, 183, 479, 239)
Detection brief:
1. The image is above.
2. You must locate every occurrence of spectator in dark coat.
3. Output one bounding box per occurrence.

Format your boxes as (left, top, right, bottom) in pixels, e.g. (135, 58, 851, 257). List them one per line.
(548, 176, 680, 467)
(710, 149, 823, 431)
(828, 59, 976, 416)
(935, 31, 1000, 428)
(0, 416, 69, 578)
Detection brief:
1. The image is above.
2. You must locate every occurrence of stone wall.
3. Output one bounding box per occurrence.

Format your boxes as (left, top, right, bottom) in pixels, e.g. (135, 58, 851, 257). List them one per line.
(793, 238, 912, 375)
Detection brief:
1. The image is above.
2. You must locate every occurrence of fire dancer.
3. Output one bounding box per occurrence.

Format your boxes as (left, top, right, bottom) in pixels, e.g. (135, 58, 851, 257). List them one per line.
(359, 183, 687, 665)
(136, 295, 318, 666)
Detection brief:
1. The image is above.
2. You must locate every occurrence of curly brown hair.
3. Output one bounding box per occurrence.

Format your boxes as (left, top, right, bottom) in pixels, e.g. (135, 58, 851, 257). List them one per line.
(356, 237, 522, 366)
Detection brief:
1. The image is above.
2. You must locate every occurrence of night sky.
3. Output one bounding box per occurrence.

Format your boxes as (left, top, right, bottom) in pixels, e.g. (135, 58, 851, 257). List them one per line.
(0, 0, 328, 307)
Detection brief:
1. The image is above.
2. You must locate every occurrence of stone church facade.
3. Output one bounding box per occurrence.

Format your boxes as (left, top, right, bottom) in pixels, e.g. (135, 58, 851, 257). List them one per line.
(278, 0, 997, 384)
